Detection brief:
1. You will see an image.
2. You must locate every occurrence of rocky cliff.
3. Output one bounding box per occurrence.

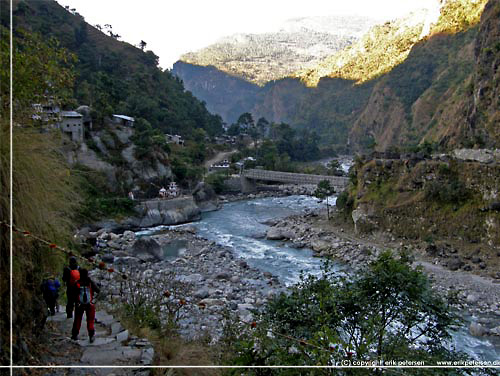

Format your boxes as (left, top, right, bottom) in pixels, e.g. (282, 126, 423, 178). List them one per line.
(435, 0, 500, 148)
(348, 152, 500, 251)
(63, 123, 172, 193)
(348, 27, 478, 150)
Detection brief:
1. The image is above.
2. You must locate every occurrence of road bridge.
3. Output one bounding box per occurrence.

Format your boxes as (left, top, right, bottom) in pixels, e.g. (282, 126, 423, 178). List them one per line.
(241, 169, 349, 193)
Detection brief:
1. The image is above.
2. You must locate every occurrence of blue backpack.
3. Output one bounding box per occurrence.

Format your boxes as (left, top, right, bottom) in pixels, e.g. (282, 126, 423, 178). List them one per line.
(43, 278, 60, 298)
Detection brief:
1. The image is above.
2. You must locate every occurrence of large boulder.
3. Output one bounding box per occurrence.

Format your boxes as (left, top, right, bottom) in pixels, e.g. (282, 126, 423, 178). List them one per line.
(453, 149, 498, 164)
(192, 182, 221, 212)
(311, 240, 330, 253)
(469, 322, 488, 337)
(351, 203, 378, 233)
(266, 227, 295, 240)
(130, 197, 201, 228)
(131, 237, 163, 262)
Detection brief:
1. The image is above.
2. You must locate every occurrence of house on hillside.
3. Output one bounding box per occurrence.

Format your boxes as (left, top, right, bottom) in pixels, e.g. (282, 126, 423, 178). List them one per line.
(76, 105, 93, 130)
(31, 100, 91, 143)
(214, 135, 236, 145)
(165, 134, 184, 146)
(32, 101, 60, 123)
(58, 111, 84, 143)
(112, 114, 135, 127)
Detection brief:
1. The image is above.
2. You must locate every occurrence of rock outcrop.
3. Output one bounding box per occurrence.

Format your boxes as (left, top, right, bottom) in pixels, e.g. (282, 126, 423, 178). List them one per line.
(63, 123, 172, 192)
(192, 182, 221, 212)
(126, 197, 201, 228)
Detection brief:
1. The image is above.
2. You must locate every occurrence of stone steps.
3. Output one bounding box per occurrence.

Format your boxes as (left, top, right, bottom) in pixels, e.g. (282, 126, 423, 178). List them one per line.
(46, 305, 154, 372)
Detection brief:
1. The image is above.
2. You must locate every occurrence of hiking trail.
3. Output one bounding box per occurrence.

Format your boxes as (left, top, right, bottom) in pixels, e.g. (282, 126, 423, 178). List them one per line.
(38, 305, 153, 375)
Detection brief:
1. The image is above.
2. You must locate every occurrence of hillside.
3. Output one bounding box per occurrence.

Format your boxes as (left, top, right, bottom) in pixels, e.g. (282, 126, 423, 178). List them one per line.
(294, 9, 433, 86)
(348, 27, 478, 150)
(348, 0, 496, 151)
(8, 0, 223, 138)
(174, 0, 497, 152)
(173, 61, 261, 124)
(434, 0, 500, 148)
(179, 16, 378, 86)
(295, 0, 487, 86)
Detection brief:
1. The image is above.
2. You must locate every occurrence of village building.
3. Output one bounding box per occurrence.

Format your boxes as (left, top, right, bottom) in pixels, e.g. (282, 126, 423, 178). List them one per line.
(214, 135, 236, 145)
(31, 100, 93, 143)
(165, 134, 184, 146)
(76, 105, 93, 130)
(32, 102, 60, 123)
(58, 111, 84, 143)
(112, 114, 135, 127)
(167, 181, 179, 198)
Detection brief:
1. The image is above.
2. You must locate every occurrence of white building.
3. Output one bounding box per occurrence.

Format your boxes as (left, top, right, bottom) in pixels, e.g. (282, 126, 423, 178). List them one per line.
(59, 111, 84, 143)
(112, 114, 135, 127)
(32, 102, 60, 123)
(165, 134, 184, 146)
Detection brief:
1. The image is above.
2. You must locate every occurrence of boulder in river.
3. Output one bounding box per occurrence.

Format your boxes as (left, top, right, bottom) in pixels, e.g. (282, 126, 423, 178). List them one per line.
(131, 238, 163, 262)
(266, 228, 295, 240)
(192, 182, 221, 212)
(469, 322, 488, 337)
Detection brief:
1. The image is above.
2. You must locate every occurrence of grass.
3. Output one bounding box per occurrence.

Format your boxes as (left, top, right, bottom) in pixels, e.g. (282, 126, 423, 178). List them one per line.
(1, 124, 82, 363)
(116, 306, 222, 374)
(359, 178, 398, 207)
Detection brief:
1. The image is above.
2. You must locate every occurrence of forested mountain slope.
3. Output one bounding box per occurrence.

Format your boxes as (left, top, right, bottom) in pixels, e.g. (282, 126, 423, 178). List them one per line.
(174, 0, 498, 152)
(7, 0, 223, 138)
(179, 16, 377, 85)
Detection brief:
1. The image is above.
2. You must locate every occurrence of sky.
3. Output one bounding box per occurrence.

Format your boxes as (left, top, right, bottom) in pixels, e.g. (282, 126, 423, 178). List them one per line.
(58, 0, 439, 69)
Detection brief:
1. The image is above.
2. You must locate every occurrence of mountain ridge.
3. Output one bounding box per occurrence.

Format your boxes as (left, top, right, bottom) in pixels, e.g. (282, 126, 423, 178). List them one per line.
(174, 0, 497, 151)
(179, 15, 378, 86)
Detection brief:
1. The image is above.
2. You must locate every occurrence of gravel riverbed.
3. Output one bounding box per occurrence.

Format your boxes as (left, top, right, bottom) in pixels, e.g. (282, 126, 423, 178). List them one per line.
(87, 226, 285, 342)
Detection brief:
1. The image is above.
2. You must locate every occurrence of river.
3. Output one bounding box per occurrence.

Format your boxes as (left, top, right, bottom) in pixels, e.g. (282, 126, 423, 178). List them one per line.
(140, 194, 499, 362)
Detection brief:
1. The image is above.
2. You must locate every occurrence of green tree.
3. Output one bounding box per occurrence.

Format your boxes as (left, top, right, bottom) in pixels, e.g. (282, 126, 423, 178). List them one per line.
(313, 180, 335, 219)
(227, 123, 241, 136)
(226, 252, 465, 373)
(237, 112, 254, 129)
(327, 160, 342, 176)
(256, 116, 269, 137)
(2, 27, 75, 120)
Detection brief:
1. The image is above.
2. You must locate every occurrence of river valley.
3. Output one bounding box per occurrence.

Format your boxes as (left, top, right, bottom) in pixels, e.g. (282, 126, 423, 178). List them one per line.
(128, 195, 500, 362)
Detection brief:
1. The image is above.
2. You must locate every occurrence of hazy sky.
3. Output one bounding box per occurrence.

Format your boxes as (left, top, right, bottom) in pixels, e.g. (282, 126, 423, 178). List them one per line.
(58, 0, 439, 69)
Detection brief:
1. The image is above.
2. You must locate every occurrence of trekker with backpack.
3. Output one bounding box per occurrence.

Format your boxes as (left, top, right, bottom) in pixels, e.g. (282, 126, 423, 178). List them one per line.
(62, 256, 80, 318)
(41, 274, 61, 316)
(71, 268, 100, 342)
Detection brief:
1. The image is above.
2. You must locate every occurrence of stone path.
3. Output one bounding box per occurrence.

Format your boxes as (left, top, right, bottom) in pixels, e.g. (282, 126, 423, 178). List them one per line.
(39, 306, 153, 375)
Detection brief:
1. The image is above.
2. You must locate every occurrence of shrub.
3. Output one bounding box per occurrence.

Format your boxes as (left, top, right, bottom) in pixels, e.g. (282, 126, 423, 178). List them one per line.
(205, 173, 227, 194)
(336, 190, 354, 214)
(425, 179, 470, 205)
(225, 252, 465, 371)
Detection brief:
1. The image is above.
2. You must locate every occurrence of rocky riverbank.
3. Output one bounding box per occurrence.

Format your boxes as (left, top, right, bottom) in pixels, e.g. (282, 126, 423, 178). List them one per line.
(78, 191, 500, 349)
(220, 184, 318, 203)
(86, 226, 285, 342)
(266, 210, 500, 339)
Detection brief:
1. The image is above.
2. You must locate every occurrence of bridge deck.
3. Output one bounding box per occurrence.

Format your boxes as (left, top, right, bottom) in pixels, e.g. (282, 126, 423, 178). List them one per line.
(242, 169, 348, 189)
